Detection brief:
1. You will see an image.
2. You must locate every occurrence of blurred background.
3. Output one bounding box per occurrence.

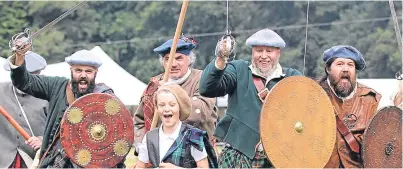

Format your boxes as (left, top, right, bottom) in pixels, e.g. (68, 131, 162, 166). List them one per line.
(0, 1, 401, 167)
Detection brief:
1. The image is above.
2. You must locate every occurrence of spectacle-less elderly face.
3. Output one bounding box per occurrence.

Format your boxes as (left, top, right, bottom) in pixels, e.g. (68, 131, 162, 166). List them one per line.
(70, 65, 97, 97)
(162, 53, 190, 80)
(156, 90, 180, 128)
(251, 46, 281, 77)
(327, 58, 357, 98)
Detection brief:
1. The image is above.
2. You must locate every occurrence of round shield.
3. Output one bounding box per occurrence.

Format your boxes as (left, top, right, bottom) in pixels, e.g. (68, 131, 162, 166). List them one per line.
(60, 93, 134, 168)
(362, 106, 402, 168)
(260, 76, 336, 168)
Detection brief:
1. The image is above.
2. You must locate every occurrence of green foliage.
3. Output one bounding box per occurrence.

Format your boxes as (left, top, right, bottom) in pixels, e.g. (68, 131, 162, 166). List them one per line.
(0, 1, 401, 82)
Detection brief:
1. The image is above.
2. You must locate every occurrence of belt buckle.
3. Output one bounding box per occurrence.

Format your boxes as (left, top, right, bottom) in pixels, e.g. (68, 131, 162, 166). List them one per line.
(257, 88, 269, 102)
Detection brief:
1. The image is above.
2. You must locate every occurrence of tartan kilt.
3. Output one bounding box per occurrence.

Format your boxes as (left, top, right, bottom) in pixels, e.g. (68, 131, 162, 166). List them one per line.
(218, 146, 273, 168)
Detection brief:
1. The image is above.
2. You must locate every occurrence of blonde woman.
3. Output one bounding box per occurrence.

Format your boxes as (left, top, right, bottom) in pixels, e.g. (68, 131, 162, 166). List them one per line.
(135, 84, 217, 168)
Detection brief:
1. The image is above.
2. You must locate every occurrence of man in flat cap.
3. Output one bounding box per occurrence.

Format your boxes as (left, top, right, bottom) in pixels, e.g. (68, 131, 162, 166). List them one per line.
(317, 45, 381, 168)
(134, 37, 218, 152)
(7, 40, 124, 168)
(199, 28, 302, 168)
(0, 51, 48, 168)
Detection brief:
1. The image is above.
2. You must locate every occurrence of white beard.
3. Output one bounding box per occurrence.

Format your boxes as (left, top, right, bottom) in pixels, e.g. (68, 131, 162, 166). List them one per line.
(251, 61, 277, 78)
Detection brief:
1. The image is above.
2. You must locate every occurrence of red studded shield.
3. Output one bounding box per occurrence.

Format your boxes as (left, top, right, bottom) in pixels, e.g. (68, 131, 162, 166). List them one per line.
(362, 106, 402, 168)
(60, 93, 134, 168)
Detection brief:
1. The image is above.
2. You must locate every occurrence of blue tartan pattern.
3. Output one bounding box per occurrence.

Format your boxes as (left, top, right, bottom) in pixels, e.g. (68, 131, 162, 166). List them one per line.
(161, 124, 218, 168)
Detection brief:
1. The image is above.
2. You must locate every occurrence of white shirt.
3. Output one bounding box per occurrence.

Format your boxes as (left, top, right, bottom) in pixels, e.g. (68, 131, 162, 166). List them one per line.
(137, 122, 207, 164)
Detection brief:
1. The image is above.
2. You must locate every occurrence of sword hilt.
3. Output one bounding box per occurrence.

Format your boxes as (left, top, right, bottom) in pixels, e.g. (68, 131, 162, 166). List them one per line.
(215, 31, 236, 62)
(9, 28, 33, 53)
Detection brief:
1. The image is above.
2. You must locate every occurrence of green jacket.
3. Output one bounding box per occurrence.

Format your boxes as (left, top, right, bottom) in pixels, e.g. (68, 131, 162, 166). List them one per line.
(199, 59, 302, 159)
(10, 63, 113, 167)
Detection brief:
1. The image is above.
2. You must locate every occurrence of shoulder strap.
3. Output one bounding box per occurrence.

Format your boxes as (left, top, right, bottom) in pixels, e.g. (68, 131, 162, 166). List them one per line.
(65, 81, 75, 105)
(329, 94, 360, 153)
(12, 86, 35, 136)
(252, 76, 269, 102)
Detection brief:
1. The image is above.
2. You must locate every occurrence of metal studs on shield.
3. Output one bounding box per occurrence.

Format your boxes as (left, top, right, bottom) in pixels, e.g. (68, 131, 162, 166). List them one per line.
(60, 93, 134, 168)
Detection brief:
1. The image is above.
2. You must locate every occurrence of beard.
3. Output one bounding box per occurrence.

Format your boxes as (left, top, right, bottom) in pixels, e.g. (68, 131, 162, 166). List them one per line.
(252, 59, 278, 77)
(328, 71, 356, 98)
(71, 73, 97, 98)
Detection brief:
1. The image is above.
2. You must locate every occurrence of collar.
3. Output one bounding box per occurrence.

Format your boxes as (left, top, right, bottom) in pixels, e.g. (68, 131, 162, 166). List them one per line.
(159, 121, 182, 140)
(327, 78, 357, 101)
(249, 63, 285, 84)
(166, 68, 192, 85)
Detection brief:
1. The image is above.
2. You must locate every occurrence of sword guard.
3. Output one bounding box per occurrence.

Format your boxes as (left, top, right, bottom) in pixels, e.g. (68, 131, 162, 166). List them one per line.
(9, 28, 33, 54)
(215, 31, 236, 62)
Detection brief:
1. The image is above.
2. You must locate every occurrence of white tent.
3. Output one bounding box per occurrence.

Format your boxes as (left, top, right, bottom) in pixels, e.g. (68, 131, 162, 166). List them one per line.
(358, 78, 399, 108)
(41, 46, 146, 105)
(0, 57, 11, 82)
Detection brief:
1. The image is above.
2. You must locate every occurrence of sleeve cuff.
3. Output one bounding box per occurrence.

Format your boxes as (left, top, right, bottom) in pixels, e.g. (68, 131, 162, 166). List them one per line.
(7, 55, 20, 69)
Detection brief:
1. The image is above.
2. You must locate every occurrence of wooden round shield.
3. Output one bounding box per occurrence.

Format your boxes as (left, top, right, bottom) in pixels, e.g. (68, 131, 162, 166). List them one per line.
(362, 106, 402, 168)
(260, 76, 336, 168)
(60, 93, 134, 168)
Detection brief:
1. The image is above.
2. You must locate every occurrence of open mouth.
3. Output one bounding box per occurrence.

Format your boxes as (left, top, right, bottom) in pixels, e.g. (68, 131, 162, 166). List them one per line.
(163, 114, 173, 119)
(79, 80, 88, 89)
(340, 75, 350, 82)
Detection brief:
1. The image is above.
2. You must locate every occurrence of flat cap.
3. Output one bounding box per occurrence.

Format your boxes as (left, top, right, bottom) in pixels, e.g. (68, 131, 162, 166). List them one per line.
(246, 28, 286, 48)
(323, 45, 366, 71)
(153, 39, 196, 56)
(65, 49, 102, 68)
(4, 51, 47, 72)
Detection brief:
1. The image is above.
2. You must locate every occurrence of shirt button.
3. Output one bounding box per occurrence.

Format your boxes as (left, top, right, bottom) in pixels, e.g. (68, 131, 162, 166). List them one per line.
(195, 109, 201, 114)
(19, 114, 22, 117)
(192, 96, 198, 101)
(17, 136, 20, 139)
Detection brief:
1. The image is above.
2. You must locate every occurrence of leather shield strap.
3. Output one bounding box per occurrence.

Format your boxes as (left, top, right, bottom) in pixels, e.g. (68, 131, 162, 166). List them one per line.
(252, 76, 269, 102)
(330, 95, 360, 153)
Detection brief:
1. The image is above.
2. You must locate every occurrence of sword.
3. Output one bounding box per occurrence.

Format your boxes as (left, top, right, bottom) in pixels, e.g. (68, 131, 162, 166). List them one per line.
(9, 0, 86, 53)
(388, 0, 402, 54)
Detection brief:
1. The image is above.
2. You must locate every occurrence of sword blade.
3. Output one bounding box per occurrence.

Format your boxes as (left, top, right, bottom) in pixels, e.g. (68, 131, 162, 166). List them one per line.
(389, 0, 402, 54)
(29, 0, 86, 40)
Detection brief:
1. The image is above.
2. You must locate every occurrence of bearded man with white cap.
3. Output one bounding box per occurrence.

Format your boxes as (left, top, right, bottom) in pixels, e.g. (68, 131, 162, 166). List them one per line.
(7, 42, 123, 168)
(0, 51, 48, 168)
(199, 28, 302, 168)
